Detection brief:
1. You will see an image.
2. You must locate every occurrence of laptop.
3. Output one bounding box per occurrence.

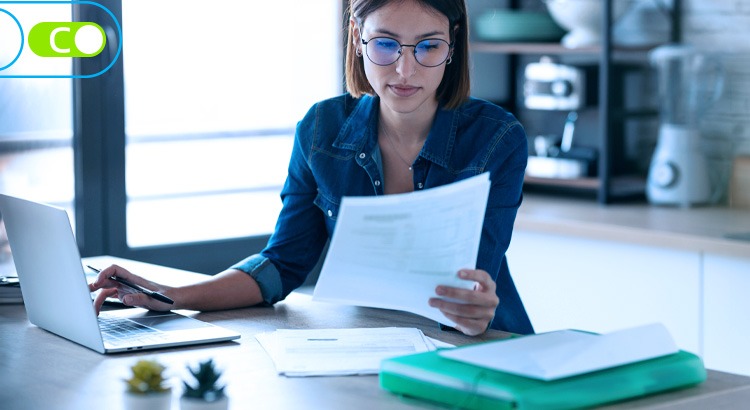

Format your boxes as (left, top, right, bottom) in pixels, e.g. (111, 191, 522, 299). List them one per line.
(0, 194, 240, 353)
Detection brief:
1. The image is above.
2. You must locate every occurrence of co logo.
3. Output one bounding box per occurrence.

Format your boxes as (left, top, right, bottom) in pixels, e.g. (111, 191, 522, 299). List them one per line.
(29, 22, 106, 57)
(0, 0, 121, 78)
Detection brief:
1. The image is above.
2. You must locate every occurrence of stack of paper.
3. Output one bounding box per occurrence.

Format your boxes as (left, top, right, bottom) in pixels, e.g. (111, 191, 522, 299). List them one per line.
(0, 275, 22, 304)
(256, 327, 449, 377)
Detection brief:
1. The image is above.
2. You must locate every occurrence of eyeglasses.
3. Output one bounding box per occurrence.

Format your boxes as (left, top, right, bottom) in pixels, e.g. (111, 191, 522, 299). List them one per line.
(361, 37, 452, 67)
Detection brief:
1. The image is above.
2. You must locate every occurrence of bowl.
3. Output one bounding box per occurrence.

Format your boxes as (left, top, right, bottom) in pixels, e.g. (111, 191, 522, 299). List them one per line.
(474, 9, 565, 43)
(544, 0, 632, 48)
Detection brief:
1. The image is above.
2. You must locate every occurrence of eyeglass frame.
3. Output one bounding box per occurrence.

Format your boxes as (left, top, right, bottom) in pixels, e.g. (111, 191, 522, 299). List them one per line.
(360, 36, 454, 67)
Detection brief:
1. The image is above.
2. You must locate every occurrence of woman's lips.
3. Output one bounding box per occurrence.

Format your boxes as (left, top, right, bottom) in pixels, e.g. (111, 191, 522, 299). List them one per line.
(389, 84, 420, 98)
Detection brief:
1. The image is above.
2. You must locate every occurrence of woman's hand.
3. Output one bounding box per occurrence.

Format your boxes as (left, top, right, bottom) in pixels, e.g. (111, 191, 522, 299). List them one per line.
(428, 269, 499, 336)
(88, 264, 175, 314)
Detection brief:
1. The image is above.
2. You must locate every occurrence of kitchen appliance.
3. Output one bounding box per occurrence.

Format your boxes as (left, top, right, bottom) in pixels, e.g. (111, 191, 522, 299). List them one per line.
(524, 56, 585, 111)
(524, 57, 598, 179)
(646, 45, 724, 206)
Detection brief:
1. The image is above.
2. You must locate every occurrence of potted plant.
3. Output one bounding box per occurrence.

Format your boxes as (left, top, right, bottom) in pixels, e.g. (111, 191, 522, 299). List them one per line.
(123, 359, 172, 410)
(180, 359, 228, 410)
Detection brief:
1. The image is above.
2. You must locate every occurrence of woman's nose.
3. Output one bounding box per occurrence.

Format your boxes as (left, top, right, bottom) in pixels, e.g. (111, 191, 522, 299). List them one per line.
(395, 47, 418, 78)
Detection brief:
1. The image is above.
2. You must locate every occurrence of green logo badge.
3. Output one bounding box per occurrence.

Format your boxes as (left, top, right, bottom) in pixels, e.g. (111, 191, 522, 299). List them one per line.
(28, 22, 106, 57)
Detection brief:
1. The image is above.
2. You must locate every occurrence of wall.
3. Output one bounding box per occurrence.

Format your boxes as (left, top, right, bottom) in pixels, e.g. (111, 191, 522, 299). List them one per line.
(683, 0, 750, 167)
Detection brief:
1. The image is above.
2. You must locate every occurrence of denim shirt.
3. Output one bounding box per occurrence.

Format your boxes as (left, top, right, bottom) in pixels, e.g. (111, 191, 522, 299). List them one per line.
(232, 93, 534, 335)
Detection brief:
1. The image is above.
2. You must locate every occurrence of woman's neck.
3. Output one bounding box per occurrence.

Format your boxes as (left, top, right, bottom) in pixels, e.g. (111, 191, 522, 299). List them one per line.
(378, 105, 436, 146)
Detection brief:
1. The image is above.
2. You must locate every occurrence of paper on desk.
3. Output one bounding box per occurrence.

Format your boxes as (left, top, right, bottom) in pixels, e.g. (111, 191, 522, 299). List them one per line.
(439, 323, 679, 381)
(312, 173, 491, 328)
(256, 327, 439, 376)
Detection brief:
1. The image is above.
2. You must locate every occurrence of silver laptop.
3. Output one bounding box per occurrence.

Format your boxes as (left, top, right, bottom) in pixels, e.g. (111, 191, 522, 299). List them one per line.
(0, 194, 240, 353)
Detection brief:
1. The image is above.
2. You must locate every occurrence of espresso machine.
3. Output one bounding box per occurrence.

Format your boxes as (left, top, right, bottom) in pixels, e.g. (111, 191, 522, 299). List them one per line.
(524, 56, 597, 179)
(646, 45, 724, 206)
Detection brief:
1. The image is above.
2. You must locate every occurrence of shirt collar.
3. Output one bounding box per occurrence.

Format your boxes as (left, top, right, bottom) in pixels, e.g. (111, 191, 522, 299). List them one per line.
(333, 94, 457, 169)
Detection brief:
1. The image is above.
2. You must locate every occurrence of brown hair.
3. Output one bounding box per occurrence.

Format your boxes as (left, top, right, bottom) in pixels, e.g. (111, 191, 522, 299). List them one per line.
(344, 0, 470, 109)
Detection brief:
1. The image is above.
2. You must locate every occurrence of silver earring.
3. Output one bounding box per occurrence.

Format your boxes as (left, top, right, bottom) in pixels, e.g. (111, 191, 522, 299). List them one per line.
(446, 56, 452, 65)
(356, 48, 363, 57)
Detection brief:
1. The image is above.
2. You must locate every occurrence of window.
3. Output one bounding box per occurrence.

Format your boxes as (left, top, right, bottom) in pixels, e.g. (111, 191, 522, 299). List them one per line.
(0, 3, 73, 276)
(1, 1, 343, 275)
(122, 1, 343, 247)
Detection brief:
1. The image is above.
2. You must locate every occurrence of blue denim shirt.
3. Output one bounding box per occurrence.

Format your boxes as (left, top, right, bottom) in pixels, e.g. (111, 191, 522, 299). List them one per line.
(232, 93, 534, 335)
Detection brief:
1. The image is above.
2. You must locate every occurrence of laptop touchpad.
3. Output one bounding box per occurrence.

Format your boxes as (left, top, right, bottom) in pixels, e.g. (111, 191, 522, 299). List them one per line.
(130, 312, 212, 331)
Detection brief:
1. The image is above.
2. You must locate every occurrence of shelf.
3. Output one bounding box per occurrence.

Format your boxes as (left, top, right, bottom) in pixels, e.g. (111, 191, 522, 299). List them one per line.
(524, 175, 600, 190)
(471, 41, 656, 62)
(524, 175, 647, 198)
(471, 41, 599, 55)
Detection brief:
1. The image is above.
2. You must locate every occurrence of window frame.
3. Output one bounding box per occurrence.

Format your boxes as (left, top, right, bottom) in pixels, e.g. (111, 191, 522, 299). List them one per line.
(72, 0, 344, 274)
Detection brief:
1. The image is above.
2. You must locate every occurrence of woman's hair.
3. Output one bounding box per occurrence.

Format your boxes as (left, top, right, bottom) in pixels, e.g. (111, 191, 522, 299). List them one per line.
(345, 0, 470, 109)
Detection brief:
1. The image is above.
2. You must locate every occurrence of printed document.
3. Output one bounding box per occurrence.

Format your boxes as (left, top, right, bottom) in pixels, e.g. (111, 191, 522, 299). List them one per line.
(439, 323, 680, 380)
(312, 173, 491, 327)
(256, 327, 438, 376)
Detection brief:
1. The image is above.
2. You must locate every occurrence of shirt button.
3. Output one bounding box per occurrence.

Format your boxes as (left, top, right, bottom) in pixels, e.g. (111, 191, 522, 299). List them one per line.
(417, 182, 424, 189)
(327, 210, 333, 217)
(374, 180, 381, 187)
(359, 153, 366, 159)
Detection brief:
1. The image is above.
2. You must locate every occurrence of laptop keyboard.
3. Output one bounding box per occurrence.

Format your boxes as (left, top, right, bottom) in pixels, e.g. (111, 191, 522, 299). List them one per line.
(98, 316, 163, 347)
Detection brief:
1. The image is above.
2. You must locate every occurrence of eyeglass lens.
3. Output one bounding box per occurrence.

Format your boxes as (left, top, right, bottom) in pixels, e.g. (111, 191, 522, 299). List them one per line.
(364, 37, 450, 67)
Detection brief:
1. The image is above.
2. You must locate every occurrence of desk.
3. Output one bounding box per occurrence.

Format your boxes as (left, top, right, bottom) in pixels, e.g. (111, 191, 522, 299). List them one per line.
(2, 259, 750, 409)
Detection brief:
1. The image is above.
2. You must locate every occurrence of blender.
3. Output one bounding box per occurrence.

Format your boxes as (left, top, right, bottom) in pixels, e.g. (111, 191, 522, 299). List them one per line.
(647, 45, 724, 206)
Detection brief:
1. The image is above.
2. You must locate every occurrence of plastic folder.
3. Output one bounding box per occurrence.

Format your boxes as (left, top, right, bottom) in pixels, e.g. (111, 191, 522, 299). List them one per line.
(380, 349, 706, 409)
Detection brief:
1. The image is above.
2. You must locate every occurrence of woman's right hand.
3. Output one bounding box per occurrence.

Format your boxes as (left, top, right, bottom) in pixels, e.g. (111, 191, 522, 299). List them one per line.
(88, 264, 175, 315)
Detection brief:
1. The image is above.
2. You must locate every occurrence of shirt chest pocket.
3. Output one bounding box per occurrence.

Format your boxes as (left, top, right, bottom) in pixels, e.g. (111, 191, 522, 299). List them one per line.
(314, 191, 340, 222)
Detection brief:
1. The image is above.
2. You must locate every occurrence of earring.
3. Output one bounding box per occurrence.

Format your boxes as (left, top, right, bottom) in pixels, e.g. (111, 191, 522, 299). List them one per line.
(355, 48, 362, 57)
(446, 56, 452, 65)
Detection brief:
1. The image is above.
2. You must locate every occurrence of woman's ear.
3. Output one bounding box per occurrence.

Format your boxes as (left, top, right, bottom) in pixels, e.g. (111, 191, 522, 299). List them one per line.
(350, 18, 363, 57)
(350, 19, 360, 45)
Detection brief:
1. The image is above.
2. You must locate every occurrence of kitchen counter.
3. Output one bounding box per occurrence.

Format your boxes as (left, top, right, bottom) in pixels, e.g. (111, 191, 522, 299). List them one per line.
(515, 194, 750, 258)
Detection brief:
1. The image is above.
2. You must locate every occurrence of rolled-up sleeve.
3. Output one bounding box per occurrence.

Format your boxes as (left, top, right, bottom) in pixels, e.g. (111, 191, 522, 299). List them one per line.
(230, 254, 283, 305)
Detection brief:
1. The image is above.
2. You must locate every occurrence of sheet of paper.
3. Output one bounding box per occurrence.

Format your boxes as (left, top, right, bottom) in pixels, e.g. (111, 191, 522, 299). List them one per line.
(256, 327, 436, 376)
(439, 323, 680, 381)
(312, 173, 491, 327)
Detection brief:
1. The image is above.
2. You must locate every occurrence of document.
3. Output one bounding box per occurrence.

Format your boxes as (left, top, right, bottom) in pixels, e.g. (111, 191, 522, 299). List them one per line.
(256, 327, 440, 376)
(312, 173, 491, 328)
(438, 323, 680, 381)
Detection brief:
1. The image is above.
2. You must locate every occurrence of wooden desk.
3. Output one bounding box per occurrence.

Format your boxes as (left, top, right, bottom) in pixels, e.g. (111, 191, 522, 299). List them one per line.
(1, 258, 750, 409)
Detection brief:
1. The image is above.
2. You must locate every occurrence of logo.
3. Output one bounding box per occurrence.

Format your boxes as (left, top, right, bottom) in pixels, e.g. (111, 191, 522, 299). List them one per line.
(0, 1, 121, 78)
(28, 22, 106, 57)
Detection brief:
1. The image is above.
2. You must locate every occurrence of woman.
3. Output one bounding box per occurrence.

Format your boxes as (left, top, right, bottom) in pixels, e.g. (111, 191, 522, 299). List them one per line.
(90, 0, 534, 336)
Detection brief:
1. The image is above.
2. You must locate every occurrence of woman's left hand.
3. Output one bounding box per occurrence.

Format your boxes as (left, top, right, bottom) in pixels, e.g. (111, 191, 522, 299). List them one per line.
(428, 269, 499, 336)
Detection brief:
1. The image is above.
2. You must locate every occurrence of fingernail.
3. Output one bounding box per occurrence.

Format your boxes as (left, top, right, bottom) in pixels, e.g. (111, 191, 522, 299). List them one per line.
(458, 270, 468, 278)
(436, 286, 445, 295)
(122, 295, 132, 304)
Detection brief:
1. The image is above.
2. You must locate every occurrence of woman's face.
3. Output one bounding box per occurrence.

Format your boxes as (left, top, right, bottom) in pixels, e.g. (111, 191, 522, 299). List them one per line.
(353, 0, 451, 119)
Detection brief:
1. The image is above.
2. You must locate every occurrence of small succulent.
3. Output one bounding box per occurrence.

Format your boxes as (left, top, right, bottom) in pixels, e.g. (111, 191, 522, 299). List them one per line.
(182, 359, 226, 402)
(125, 359, 170, 395)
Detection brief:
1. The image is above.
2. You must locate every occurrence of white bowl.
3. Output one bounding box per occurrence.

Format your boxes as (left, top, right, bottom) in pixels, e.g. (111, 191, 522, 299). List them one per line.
(544, 0, 632, 48)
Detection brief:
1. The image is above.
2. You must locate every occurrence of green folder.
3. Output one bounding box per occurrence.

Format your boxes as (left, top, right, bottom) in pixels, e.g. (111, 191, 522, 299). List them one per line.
(380, 349, 706, 409)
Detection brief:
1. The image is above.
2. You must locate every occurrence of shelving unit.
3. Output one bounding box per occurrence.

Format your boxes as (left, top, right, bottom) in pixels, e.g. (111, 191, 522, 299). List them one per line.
(471, 0, 681, 204)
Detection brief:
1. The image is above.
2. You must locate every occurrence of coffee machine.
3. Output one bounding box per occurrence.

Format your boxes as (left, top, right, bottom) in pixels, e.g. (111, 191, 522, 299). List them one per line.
(523, 56, 597, 179)
(646, 45, 724, 206)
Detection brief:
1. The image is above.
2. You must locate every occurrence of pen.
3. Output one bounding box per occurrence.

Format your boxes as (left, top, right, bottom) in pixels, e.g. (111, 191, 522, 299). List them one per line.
(87, 265, 174, 305)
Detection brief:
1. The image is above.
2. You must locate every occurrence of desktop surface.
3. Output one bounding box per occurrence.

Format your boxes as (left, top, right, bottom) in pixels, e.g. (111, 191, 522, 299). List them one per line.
(1, 258, 750, 409)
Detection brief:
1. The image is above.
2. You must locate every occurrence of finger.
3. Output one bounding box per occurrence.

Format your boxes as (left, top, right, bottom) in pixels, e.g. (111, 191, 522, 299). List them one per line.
(458, 269, 496, 292)
(120, 291, 171, 311)
(429, 297, 495, 319)
(440, 312, 488, 336)
(93, 288, 118, 315)
(435, 284, 498, 307)
(90, 264, 128, 289)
